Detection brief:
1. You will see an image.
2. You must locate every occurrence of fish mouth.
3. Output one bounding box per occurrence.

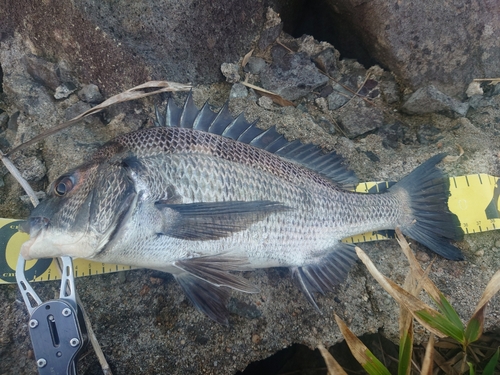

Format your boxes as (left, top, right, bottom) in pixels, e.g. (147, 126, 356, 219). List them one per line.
(23, 216, 50, 235)
(19, 216, 50, 260)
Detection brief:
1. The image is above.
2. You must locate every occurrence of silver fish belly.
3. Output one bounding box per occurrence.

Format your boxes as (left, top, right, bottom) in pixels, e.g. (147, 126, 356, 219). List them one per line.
(21, 93, 464, 324)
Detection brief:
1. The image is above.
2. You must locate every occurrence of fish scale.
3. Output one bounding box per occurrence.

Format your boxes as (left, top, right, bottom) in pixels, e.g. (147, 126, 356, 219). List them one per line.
(21, 93, 464, 324)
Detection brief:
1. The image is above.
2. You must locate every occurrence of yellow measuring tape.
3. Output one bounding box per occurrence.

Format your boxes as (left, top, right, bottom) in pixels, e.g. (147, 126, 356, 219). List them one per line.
(1, 174, 498, 284)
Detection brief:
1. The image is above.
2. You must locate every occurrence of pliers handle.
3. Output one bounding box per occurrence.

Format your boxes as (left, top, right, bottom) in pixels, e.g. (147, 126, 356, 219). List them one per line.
(16, 256, 86, 375)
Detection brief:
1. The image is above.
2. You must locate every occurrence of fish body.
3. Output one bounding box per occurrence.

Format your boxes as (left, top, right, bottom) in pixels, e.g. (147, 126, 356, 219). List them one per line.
(21, 94, 463, 324)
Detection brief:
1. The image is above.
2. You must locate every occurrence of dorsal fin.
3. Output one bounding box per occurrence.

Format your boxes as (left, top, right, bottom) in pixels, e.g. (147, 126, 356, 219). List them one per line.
(155, 92, 357, 187)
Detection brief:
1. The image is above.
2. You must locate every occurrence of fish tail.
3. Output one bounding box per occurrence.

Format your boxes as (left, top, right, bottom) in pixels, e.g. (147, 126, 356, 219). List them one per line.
(391, 153, 464, 260)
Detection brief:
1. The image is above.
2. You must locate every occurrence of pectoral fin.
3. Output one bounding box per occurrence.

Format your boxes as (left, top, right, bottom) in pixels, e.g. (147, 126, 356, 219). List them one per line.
(173, 254, 259, 293)
(156, 200, 289, 240)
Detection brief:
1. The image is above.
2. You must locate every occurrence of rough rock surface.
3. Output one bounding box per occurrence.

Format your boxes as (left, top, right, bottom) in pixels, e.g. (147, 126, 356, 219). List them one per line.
(0, 0, 271, 95)
(1, 3, 500, 375)
(402, 85, 470, 118)
(319, 0, 500, 97)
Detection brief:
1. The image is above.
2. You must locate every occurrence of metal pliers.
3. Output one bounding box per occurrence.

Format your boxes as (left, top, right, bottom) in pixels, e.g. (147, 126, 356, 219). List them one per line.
(16, 255, 86, 375)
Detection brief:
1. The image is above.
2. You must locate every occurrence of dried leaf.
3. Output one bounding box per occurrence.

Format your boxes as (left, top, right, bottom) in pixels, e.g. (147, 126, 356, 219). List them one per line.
(317, 344, 348, 375)
(355, 246, 447, 338)
(395, 228, 441, 302)
(0, 152, 39, 207)
(334, 314, 391, 375)
(420, 334, 434, 375)
(242, 49, 254, 68)
(466, 269, 500, 343)
(7, 80, 192, 156)
(473, 78, 500, 84)
(432, 349, 460, 375)
(239, 81, 294, 106)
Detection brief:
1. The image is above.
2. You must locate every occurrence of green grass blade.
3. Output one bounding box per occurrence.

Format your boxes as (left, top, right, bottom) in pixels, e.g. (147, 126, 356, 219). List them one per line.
(464, 317, 482, 344)
(468, 361, 475, 375)
(398, 331, 413, 375)
(437, 294, 464, 332)
(415, 310, 465, 342)
(363, 350, 392, 375)
(482, 347, 500, 375)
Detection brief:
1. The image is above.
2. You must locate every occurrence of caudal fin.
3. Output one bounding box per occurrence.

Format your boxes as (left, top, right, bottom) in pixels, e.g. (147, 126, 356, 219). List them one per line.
(391, 153, 464, 260)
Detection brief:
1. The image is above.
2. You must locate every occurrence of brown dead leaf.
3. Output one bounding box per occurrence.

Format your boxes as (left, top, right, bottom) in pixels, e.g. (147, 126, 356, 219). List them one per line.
(420, 334, 434, 375)
(473, 78, 500, 84)
(7, 81, 192, 156)
(334, 314, 374, 366)
(355, 246, 447, 338)
(242, 49, 254, 68)
(317, 344, 348, 375)
(395, 228, 441, 303)
(466, 269, 500, 339)
(239, 81, 294, 107)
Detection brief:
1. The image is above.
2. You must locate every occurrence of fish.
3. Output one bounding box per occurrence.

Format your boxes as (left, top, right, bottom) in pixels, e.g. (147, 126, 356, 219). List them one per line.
(20, 93, 464, 324)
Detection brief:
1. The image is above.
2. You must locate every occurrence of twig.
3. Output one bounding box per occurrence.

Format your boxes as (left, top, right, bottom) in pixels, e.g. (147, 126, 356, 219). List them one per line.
(0, 150, 39, 206)
(6, 81, 191, 156)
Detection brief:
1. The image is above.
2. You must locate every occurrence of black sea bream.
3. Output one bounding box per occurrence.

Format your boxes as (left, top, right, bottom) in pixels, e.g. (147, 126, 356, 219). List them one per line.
(21, 93, 464, 324)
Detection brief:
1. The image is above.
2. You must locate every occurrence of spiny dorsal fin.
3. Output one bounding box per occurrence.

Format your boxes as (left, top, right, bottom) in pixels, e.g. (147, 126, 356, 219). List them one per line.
(155, 92, 358, 187)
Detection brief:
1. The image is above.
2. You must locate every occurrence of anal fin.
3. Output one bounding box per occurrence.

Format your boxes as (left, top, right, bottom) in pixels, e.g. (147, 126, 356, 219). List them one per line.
(292, 243, 358, 310)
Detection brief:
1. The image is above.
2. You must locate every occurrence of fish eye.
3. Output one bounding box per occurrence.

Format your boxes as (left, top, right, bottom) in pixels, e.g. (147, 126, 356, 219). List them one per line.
(54, 176, 76, 197)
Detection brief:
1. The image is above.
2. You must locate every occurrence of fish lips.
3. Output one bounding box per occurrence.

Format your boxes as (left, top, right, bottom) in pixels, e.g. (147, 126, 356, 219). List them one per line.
(20, 216, 50, 235)
(19, 216, 50, 260)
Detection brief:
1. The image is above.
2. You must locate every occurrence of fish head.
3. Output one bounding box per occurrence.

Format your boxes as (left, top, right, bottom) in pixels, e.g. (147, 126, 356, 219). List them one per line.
(21, 145, 137, 260)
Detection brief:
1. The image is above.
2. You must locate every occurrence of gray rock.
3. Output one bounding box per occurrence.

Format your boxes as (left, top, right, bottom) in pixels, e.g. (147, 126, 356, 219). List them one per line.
(336, 97, 384, 138)
(23, 54, 61, 91)
(244, 57, 267, 75)
(378, 122, 412, 149)
(0, 112, 8, 130)
(65, 101, 92, 121)
(323, 0, 500, 96)
(258, 7, 283, 51)
(229, 83, 248, 99)
(379, 79, 400, 104)
(2, 1, 269, 95)
(260, 49, 329, 101)
(258, 23, 283, 51)
(468, 95, 496, 110)
(327, 84, 351, 110)
(19, 191, 47, 205)
(54, 82, 78, 99)
(258, 95, 274, 110)
(78, 84, 104, 104)
(401, 85, 469, 118)
(313, 48, 339, 75)
(17, 156, 46, 181)
(417, 124, 442, 145)
(221, 63, 240, 83)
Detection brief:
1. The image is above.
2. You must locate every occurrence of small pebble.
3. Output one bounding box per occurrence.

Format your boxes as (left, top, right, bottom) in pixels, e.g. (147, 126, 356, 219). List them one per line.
(220, 63, 240, 83)
(251, 334, 261, 344)
(495, 239, 500, 248)
(54, 82, 77, 99)
(20, 191, 46, 205)
(415, 251, 431, 262)
(229, 83, 248, 99)
(78, 84, 104, 104)
(475, 249, 484, 257)
(258, 96, 273, 110)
